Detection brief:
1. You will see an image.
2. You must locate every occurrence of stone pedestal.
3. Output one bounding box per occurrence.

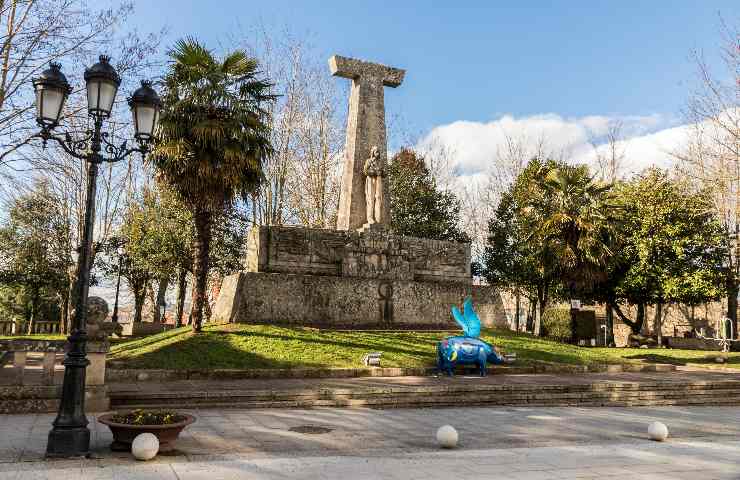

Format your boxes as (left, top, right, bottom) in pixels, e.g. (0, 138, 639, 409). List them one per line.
(212, 226, 506, 329)
(212, 272, 506, 329)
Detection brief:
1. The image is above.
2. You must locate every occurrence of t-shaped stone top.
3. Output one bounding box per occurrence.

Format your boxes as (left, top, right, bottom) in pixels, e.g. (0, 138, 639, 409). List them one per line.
(331, 55, 405, 231)
(329, 55, 405, 87)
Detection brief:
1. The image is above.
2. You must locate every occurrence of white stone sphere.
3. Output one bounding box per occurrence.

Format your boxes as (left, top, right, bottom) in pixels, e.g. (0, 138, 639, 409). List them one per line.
(131, 433, 159, 460)
(648, 421, 669, 442)
(436, 425, 459, 448)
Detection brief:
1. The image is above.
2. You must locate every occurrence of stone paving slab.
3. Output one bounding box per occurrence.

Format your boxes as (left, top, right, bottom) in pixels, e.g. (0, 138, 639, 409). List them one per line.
(2, 405, 740, 479)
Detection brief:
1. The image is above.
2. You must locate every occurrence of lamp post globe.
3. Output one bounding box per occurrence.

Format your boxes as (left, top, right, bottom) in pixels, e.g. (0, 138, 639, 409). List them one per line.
(84, 55, 121, 118)
(32, 63, 72, 129)
(128, 80, 162, 142)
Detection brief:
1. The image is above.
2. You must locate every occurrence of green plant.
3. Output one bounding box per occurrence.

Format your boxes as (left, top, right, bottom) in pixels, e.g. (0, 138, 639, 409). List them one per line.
(541, 308, 572, 341)
(111, 409, 186, 426)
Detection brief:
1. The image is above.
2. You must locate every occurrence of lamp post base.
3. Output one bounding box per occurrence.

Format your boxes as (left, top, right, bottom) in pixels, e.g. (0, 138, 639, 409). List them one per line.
(46, 425, 90, 458)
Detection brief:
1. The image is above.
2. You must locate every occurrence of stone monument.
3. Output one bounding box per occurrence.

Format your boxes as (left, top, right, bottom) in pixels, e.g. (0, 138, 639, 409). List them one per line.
(212, 55, 506, 329)
(329, 55, 403, 231)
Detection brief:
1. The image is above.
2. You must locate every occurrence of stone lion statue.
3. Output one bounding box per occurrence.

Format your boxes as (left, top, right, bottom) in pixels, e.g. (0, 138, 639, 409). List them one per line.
(85, 296, 122, 340)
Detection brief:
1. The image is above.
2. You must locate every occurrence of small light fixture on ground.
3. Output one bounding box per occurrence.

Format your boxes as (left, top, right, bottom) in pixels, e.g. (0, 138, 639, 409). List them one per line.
(362, 352, 382, 367)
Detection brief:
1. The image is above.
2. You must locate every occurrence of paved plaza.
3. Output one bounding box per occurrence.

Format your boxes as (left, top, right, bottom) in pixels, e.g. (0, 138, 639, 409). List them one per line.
(1, 405, 739, 479)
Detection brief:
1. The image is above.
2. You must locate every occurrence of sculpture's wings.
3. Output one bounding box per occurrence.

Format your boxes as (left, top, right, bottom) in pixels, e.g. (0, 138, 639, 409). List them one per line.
(463, 297, 481, 338)
(451, 297, 481, 338)
(451, 305, 467, 334)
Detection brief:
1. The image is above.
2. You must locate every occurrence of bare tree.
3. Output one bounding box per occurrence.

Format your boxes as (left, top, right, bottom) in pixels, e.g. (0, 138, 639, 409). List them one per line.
(0, 0, 164, 329)
(675, 17, 739, 338)
(590, 120, 626, 183)
(234, 26, 344, 228)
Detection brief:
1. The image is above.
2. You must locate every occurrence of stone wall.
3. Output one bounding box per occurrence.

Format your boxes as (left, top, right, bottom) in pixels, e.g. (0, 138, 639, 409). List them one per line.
(495, 294, 734, 346)
(212, 272, 507, 329)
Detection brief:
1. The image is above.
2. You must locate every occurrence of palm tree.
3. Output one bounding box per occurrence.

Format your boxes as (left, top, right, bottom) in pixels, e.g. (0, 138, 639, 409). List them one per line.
(536, 165, 617, 343)
(537, 165, 615, 289)
(150, 38, 274, 332)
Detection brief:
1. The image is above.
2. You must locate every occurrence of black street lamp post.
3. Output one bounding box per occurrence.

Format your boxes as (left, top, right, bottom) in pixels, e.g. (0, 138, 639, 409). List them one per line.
(111, 245, 125, 324)
(31, 56, 161, 458)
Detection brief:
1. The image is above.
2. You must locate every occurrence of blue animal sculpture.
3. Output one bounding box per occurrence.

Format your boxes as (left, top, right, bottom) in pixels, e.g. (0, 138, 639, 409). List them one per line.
(437, 297, 505, 376)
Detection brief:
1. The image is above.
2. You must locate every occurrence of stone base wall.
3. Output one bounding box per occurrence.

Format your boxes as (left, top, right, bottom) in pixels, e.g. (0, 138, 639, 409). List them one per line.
(213, 272, 507, 329)
(0, 385, 108, 414)
(119, 321, 168, 337)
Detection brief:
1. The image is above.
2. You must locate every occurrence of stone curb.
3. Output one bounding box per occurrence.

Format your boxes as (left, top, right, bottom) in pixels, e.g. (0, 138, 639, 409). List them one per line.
(105, 362, 676, 382)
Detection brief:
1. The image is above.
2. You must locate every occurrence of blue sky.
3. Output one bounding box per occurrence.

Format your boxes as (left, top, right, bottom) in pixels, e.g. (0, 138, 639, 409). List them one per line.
(133, 0, 738, 133)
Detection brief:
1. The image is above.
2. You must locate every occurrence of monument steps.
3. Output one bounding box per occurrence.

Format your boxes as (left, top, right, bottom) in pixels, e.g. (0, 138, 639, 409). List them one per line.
(110, 380, 740, 410)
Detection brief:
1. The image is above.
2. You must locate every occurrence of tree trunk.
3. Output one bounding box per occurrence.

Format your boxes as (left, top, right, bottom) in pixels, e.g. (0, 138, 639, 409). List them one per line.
(605, 304, 614, 347)
(726, 279, 738, 339)
(154, 276, 169, 324)
(611, 301, 644, 335)
(636, 302, 646, 334)
(654, 301, 663, 346)
(175, 268, 187, 328)
(191, 207, 213, 333)
(27, 287, 39, 335)
(58, 291, 69, 335)
(514, 291, 520, 332)
(133, 292, 145, 324)
(526, 298, 535, 332)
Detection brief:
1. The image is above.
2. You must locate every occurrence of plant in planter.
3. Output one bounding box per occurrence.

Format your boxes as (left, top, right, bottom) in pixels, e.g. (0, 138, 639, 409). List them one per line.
(98, 409, 195, 452)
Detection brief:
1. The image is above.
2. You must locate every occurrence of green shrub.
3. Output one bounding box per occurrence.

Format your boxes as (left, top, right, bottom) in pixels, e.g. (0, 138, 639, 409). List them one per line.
(541, 307, 572, 341)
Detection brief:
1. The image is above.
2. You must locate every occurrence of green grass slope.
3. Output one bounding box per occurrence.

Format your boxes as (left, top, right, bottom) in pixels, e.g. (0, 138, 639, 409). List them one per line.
(108, 323, 740, 370)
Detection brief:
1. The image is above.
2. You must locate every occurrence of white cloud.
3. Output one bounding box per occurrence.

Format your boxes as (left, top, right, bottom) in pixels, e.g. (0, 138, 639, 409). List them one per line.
(416, 112, 697, 256)
(578, 123, 691, 175)
(416, 112, 685, 179)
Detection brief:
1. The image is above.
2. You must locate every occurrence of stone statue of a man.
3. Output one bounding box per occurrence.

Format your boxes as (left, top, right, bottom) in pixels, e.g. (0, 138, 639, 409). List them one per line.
(363, 146, 386, 224)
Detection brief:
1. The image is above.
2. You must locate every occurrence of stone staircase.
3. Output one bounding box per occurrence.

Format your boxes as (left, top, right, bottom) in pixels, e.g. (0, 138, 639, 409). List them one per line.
(110, 377, 740, 411)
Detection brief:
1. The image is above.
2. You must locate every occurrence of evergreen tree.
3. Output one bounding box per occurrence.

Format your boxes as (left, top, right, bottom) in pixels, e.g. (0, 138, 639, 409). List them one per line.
(388, 148, 468, 242)
(0, 181, 71, 332)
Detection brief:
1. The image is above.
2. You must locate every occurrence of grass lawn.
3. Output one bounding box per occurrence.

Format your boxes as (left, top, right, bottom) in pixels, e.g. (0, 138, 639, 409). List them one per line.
(107, 323, 740, 371)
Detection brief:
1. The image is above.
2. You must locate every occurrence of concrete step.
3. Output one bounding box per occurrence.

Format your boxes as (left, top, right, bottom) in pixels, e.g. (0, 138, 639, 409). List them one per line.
(110, 381, 740, 410)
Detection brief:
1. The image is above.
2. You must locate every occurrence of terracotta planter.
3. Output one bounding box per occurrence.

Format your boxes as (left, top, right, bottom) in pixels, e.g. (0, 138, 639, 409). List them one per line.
(97, 413, 195, 452)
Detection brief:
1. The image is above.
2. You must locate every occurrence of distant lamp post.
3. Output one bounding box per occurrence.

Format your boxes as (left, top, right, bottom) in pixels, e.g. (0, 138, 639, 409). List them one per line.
(111, 245, 125, 324)
(159, 301, 167, 324)
(32, 56, 161, 458)
(568, 281, 579, 345)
